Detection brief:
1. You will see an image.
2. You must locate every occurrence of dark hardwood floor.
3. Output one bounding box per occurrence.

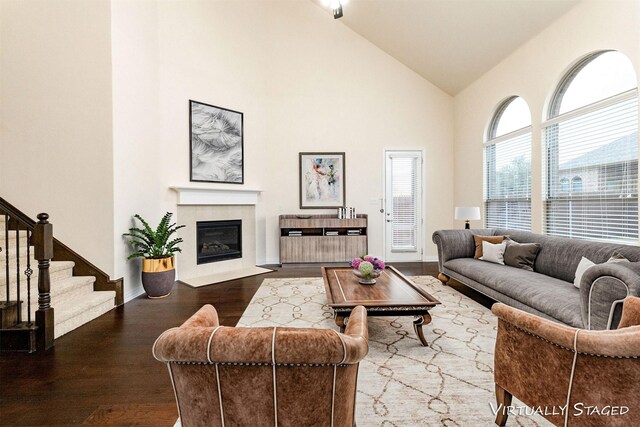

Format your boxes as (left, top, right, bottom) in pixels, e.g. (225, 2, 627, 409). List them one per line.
(0, 262, 493, 426)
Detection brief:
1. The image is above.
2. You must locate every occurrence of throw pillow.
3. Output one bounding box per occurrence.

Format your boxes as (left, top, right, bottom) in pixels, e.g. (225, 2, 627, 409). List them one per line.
(573, 256, 595, 289)
(473, 235, 507, 259)
(573, 252, 632, 289)
(479, 241, 507, 265)
(608, 251, 630, 263)
(503, 241, 541, 271)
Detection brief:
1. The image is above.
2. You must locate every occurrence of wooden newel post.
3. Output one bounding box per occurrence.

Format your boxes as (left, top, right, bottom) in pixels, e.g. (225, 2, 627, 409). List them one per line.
(34, 213, 54, 350)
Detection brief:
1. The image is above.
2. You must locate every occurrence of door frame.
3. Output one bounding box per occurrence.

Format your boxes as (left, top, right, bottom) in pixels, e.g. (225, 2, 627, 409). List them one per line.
(382, 149, 425, 262)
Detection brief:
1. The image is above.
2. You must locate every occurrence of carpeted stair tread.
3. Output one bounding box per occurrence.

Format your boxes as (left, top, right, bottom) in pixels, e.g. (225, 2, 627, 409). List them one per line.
(9, 276, 97, 323)
(54, 290, 116, 338)
(49, 261, 76, 282)
(0, 260, 74, 287)
(51, 275, 96, 297)
(0, 229, 29, 244)
(3, 244, 35, 262)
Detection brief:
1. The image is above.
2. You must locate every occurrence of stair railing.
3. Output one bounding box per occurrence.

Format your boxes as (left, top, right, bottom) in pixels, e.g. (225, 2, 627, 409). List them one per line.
(0, 199, 54, 350)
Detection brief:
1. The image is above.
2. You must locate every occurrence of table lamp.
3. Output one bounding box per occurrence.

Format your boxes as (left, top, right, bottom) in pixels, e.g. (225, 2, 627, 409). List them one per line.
(454, 207, 481, 229)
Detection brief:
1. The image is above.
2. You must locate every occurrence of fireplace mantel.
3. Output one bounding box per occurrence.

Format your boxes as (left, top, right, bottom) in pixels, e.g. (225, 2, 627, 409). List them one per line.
(170, 186, 262, 205)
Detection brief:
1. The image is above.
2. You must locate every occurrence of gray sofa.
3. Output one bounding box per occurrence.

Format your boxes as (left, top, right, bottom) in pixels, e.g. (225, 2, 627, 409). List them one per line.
(432, 228, 640, 330)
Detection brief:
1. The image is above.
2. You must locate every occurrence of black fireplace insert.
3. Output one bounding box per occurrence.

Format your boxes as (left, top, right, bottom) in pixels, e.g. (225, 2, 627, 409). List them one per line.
(196, 220, 242, 264)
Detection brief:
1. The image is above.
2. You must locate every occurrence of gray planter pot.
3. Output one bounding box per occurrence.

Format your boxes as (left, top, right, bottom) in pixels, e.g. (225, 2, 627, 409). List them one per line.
(141, 256, 175, 298)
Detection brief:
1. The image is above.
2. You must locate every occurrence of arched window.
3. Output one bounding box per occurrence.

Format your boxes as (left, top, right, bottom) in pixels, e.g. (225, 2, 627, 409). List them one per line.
(544, 51, 638, 243)
(490, 97, 531, 137)
(571, 176, 583, 192)
(551, 51, 637, 116)
(484, 96, 532, 230)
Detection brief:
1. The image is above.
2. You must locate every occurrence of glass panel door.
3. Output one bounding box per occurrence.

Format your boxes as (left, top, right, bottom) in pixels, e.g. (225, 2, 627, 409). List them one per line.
(384, 150, 423, 262)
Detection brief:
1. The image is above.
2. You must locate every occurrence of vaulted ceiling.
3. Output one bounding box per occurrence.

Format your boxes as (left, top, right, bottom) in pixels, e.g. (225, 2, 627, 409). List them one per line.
(311, 0, 580, 95)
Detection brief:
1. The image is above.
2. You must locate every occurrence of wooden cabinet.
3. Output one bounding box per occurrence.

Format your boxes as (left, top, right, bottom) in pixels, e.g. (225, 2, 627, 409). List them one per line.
(279, 214, 368, 264)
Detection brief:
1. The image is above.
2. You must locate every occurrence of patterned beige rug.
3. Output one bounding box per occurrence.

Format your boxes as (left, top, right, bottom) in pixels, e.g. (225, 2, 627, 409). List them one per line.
(238, 276, 551, 426)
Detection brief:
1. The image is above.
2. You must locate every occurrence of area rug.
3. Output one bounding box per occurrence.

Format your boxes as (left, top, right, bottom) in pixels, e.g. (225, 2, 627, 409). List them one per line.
(237, 276, 551, 426)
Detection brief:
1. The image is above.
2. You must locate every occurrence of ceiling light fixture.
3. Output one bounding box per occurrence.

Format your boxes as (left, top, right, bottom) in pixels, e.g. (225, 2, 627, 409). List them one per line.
(330, 0, 343, 19)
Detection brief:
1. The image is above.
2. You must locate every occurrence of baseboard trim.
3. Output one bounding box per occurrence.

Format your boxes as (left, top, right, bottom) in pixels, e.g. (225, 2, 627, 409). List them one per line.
(124, 286, 146, 304)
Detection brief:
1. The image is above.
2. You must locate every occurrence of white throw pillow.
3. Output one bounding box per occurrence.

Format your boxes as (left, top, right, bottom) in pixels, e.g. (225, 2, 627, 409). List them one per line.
(573, 256, 595, 288)
(479, 241, 507, 265)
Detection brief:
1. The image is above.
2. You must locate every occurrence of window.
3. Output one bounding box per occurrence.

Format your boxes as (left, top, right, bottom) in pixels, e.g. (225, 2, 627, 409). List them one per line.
(484, 96, 532, 230)
(544, 51, 638, 243)
(571, 176, 583, 192)
(492, 97, 531, 137)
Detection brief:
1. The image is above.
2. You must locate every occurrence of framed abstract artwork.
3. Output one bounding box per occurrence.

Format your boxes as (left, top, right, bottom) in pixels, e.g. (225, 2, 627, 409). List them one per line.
(190, 100, 244, 184)
(299, 152, 346, 209)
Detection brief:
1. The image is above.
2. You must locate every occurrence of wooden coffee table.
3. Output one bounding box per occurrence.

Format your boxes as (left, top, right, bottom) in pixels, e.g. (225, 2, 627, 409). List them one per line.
(321, 266, 441, 346)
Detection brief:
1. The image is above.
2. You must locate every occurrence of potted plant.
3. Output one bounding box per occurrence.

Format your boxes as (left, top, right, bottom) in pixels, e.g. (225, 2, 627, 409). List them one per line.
(123, 212, 185, 298)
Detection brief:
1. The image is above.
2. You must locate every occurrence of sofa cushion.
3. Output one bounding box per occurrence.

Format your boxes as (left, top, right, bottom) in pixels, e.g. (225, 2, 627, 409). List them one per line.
(492, 229, 640, 283)
(573, 257, 595, 288)
(473, 235, 507, 259)
(444, 258, 582, 327)
(503, 241, 541, 271)
(480, 241, 506, 264)
(573, 254, 631, 289)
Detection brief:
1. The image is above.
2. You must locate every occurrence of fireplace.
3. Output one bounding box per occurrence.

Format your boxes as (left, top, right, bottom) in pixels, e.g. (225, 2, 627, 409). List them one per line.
(196, 220, 242, 264)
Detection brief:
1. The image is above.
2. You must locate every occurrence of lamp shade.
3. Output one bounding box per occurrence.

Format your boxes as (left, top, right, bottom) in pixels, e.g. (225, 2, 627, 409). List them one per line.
(454, 207, 481, 221)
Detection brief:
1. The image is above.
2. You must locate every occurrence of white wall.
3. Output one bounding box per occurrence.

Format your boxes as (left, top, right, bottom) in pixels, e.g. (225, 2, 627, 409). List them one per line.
(3, 0, 455, 301)
(0, 0, 116, 275)
(453, 0, 640, 232)
(158, 0, 453, 265)
(260, 1, 453, 263)
(111, 0, 166, 301)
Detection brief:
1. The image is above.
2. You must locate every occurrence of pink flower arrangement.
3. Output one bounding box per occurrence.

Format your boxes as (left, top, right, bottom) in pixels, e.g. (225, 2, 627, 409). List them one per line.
(351, 255, 385, 273)
(351, 257, 363, 269)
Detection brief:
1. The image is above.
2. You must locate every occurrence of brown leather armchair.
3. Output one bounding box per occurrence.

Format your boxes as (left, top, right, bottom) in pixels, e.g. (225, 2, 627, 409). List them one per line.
(153, 304, 369, 427)
(492, 296, 640, 426)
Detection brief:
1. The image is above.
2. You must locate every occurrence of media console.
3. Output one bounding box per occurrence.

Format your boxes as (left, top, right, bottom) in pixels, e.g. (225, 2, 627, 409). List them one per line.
(279, 214, 368, 264)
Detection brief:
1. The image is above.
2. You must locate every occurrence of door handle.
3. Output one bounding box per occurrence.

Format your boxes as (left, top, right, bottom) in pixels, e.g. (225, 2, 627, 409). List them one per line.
(386, 220, 392, 223)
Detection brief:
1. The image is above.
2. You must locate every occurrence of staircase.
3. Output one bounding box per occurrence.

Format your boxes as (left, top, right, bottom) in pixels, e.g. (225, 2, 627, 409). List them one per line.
(0, 200, 123, 352)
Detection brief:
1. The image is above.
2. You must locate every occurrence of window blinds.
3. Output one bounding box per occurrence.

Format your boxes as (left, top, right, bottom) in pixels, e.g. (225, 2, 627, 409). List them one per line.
(543, 93, 638, 243)
(390, 156, 418, 251)
(484, 131, 532, 231)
